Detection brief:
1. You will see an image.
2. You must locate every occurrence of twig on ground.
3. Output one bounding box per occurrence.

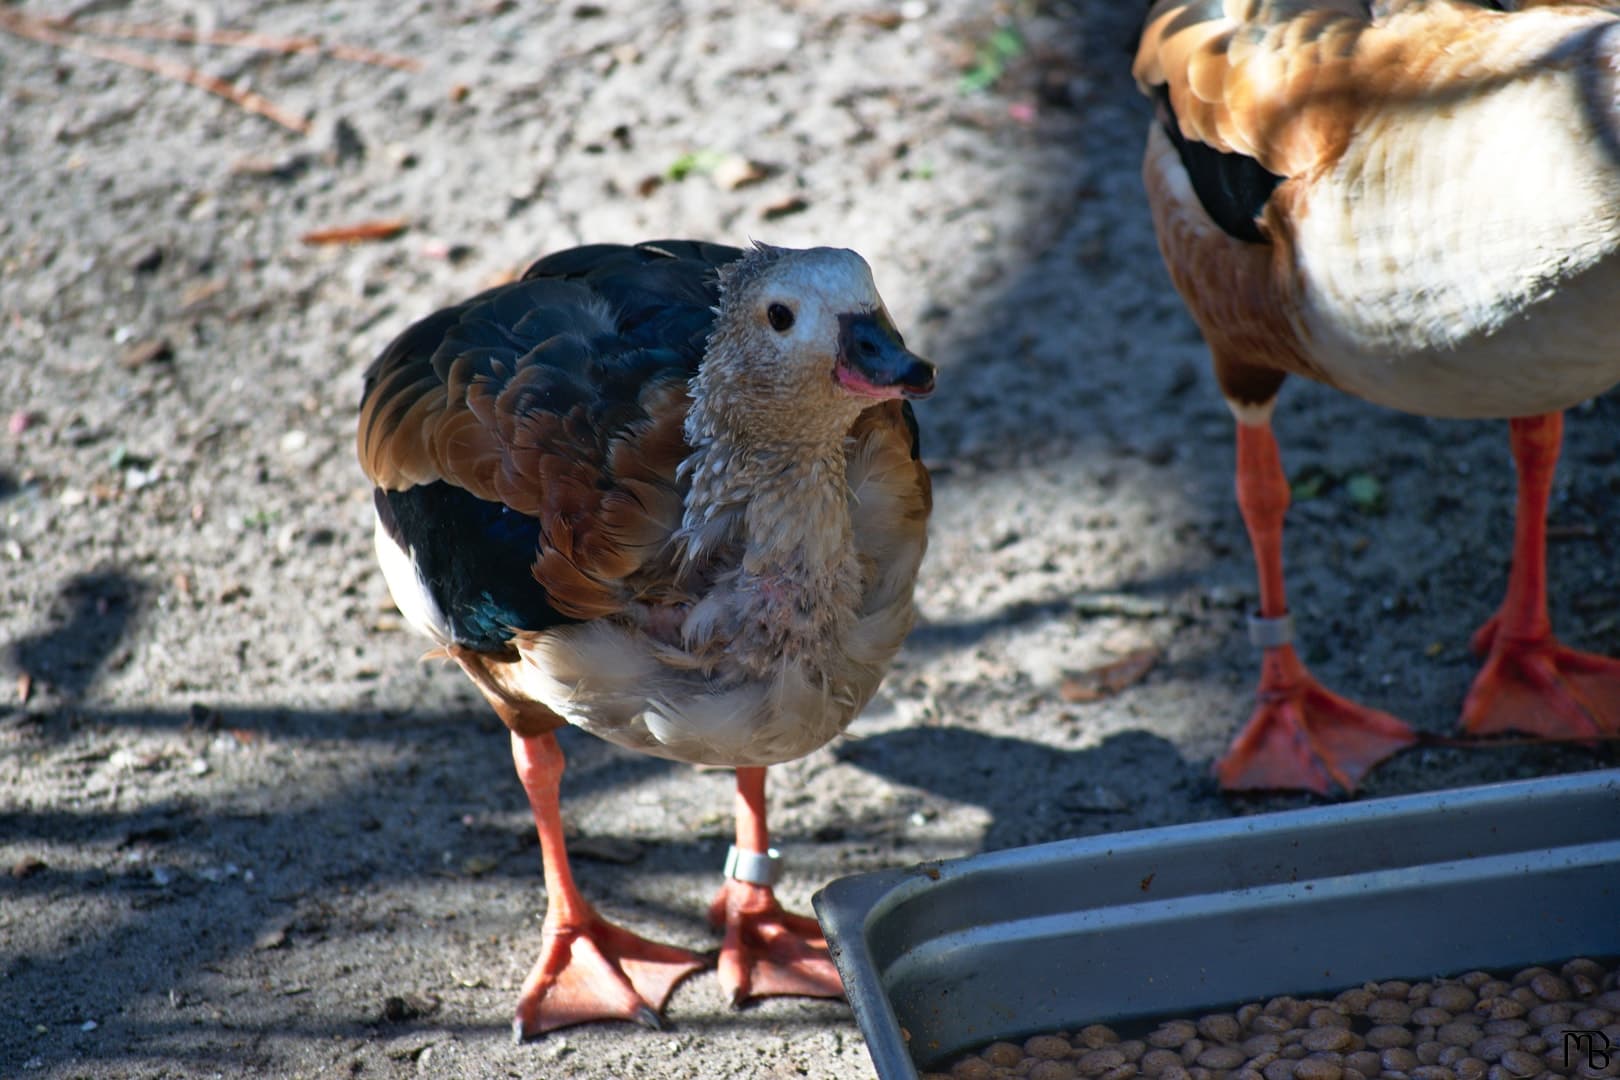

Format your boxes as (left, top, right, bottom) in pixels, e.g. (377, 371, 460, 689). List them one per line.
(0, 10, 423, 134)
(300, 219, 410, 245)
(45, 16, 422, 72)
(0, 10, 310, 132)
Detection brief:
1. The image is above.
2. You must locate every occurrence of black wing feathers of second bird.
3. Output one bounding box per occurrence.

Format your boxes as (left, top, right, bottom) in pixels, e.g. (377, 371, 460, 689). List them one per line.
(1155, 86, 1284, 244)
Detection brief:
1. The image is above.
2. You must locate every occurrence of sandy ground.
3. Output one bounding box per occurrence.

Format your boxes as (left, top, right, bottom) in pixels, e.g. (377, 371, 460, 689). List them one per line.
(3, 1, 1617, 1077)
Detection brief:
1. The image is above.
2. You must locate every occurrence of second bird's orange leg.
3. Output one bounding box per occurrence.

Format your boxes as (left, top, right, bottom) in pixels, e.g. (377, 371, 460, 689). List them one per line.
(509, 732, 706, 1039)
(1463, 412, 1620, 738)
(1217, 420, 1416, 794)
(707, 766, 843, 1006)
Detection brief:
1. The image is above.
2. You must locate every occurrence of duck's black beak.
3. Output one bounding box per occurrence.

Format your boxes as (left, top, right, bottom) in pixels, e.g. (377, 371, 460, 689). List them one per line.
(836, 311, 935, 400)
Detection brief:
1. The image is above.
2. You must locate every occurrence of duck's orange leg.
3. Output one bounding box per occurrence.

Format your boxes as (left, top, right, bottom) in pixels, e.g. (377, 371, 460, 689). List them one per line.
(707, 766, 843, 1006)
(1462, 413, 1620, 738)
(509, 732, 705, 1039)
(1217, 420, 1416, 795)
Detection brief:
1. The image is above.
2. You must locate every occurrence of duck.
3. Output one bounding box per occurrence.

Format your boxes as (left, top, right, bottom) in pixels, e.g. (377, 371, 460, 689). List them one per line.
(1132, 0, 1620, 794)
(356, 239, 934, 1036)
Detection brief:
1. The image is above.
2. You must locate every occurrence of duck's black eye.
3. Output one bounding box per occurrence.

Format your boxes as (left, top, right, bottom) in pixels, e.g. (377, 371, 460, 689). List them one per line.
(767, 303, 795, 332)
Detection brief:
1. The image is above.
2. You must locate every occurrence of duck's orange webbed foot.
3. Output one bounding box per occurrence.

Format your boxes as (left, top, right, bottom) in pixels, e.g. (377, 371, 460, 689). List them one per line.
(512, 908, 707, 1040)
(1462, 616, 1620, 739)
(1217, 623, 1415, 796)
(706, 848, 843, 1007)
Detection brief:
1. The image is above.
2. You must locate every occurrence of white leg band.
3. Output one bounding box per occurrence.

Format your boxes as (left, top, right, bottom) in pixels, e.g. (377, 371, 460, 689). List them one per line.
(1247, 612, 1295, 649)
(723, 845, 782, 886)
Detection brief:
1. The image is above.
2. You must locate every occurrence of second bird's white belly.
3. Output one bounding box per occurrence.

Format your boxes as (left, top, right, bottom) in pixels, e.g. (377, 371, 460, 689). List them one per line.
(1286, 54, 1620, 420)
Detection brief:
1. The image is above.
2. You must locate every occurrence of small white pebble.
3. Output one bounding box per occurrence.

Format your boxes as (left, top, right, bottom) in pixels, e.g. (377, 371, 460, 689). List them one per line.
(80, 1020, 97, 1032)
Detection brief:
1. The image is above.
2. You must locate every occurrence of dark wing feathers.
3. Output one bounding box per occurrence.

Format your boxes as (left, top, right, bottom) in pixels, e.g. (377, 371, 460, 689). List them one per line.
(358, 241, 745, 646)
(373, 484, 567, 654)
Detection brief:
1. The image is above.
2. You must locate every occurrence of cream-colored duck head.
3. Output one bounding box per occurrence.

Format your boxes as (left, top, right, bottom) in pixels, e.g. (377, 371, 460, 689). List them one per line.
(692, 244, 934, 447)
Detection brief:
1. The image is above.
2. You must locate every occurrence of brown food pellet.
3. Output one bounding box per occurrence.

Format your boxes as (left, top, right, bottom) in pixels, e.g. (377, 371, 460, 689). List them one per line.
(1381, 982, 1414, 1000)
(1186, 1068, 1211, 1080)
(1483, 1020, 1530, 1039)
(1455, 1057, 1490, 1080)
(1336, 989, 1377, 1015)
(1249, 1052, 1281, 1071)
(1031, 1062, 1078, 1080)
(1150, 1023, 1199, 1050)
(1237, 1005, 1263, 1028)
(1513, 968, 1554, 988)
(1099, 1065, 1138, 1080)
(1368, 1025, 1416, 1049)
(1080, 1026, 1121, 1049)
(1293, 1057, 1342, 1080)
(1479, 981, 1513, 1002)
(1199, 1015, 1242, 1044)
(1412, 1068, 1457, 1080)
(1498, 1050, 1541, 1077)
(1245, 1036, 1283, 1058)
(1196, 1046, 1246, 1070)
(1434, 986, 1480, 1013)
(1573, 1008, 1614, 1028)
(1119, 1041, 1148, 1063)
(1079, 1050, 1127, 1075)
(1142, 1050, 1182, 1076)
(1482, 998, 1527, 1022)
(1371, 1000, 1415, 1025)
(1178, 1039, 1204, 1065)
(1510, 988, 1540, 1009)
(1527, 1003, 1573, 1026)
(1383, 1048, 1421, 1072)
(1416, 1042, 1445, 1065)
(1470, 1034, 1518, 1062)
(1439, 1047, 1467, 1067)
(1342, 1069, 1367, 1080)
(1346, 1051, 1381, 1075)
(1028, 1037, 1073, 1061)
(1235, 1070, 1265, 1080)
(1309, 1009, 1351, 1031)
(1439, 1022, 1485, 1047)
(1262, 1059, 1296, 1080)
(1563, 959, 1606, 982)
(1303, 1029, 1353, 1054)
(954, 1059, 995, 1080)
(1252, 1016, 1293, 1035)
(1415, 1008, 1455, 1027)
(985, 1044, 1025, 1068)
(1159, 1067, 1191, 1080)
(1461, 973, 1494, 990)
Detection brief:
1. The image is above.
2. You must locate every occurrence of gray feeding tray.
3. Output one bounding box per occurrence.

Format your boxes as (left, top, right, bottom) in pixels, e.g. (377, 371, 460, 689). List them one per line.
(813, 769, 1620, 1079)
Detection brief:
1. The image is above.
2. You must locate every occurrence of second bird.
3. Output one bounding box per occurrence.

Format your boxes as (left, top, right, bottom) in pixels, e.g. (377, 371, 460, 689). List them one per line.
(1135, 0, 1620, 794)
